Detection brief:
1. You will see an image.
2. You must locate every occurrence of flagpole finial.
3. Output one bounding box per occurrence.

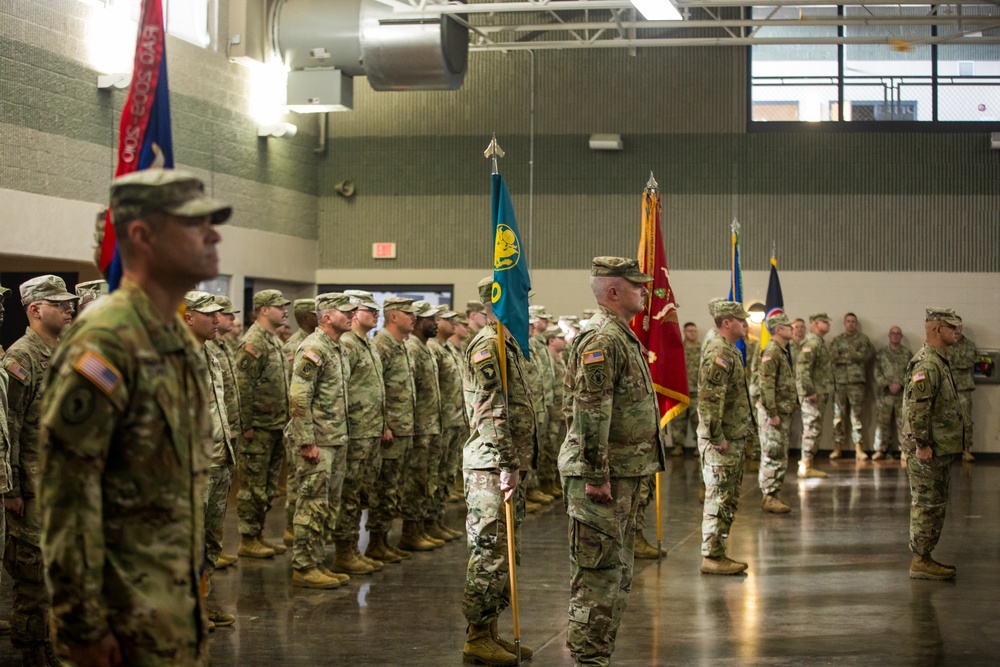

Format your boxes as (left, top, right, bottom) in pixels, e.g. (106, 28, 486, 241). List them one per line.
(485, 133, 505, 175)
(771, 239, 776, 260)
(731, 217, 740, 233)
(645, 171, 659, 191)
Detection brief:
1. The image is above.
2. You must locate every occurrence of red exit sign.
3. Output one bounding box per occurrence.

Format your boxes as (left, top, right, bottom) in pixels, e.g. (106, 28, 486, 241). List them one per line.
(372, 242, 397, 259)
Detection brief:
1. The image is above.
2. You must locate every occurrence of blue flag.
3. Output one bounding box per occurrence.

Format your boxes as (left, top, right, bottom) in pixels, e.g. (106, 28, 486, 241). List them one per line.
(727, 220, 746, 364)
(759, 256, 784, 350)
(491, 173, 531, 360)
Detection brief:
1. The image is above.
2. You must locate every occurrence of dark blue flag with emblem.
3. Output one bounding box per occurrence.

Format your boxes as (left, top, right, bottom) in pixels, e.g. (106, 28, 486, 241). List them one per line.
(491, 172, 531, 360)
(727, 218, 747, 364)
(759, 254, 785, 351)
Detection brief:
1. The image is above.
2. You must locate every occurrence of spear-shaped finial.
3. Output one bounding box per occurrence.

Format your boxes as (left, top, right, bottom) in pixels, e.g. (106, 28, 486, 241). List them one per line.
(645, 171, 659, 191)
(484, 133, 505, 175)
(731, 217, 740, 233)
(771, 239, 776, 260)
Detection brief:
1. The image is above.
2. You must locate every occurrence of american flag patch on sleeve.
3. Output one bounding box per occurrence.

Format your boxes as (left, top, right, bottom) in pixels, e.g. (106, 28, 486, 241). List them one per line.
(286, 352, 294, 362)
(472, 349, 492, 363)
(714, 356, 729, 368)
(583, 350, 605, 365)
(305, 350, 321, 365)
(912, 371, 926, 382)
(74, 351, 122, 396)
(802, 346, 812, 354)
(761, 354, 771, 363)
(5, 360, 28, 382)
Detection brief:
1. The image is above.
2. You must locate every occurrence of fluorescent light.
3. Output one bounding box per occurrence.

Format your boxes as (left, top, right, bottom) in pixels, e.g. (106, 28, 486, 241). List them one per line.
(631, 1, 682, 21)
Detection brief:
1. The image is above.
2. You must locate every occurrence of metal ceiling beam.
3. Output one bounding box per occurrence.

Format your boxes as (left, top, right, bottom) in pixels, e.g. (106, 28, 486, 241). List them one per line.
(467, 35, 1000, 49)
(397, 0, 1000, 13)
(470, 18, 1000, 32)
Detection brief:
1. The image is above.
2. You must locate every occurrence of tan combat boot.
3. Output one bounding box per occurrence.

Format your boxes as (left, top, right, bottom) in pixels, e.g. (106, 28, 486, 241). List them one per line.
(525, 488, 552, 504)
(700, 555, 748, 576)
(292, 567, 341, 589)
(0, 618, 11, 634)
(215, 552, 238, 569)
(671, 445, 684, 457)
(855, 444, 870, 461)
(397, 521, 437, 552)
(261, 536, 288, 555)
(872, 451, 886, 461)
(544, 482, 563, 499)
(420, 520, 446, 547)
(525, 501, 542, 513)
(320, 565, 351, 583)
(797, 461, 828, 479)
(207, 607, 236, 628)
(425, 520, 456, 543)
(489, 618, 534, 661)
(963, 450, 975, 463)
(365, 532, 401, 563)
(829, 446, 842, 461)
(909, 555, 956, 581)
(442, 522, 465, 540)
(238, 537, 276, 559)
(634, 532, 665, 560)
(356, 543, 383, 571)
(283, 524, 294, 547)
(761, 493, 791, 514)
(331, 541, 375, 575)
(463, 622, 518, 666)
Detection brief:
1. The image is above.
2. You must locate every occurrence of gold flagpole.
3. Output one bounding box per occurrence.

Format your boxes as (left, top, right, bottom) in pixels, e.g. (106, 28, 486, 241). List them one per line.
(643, 173, 665, 559)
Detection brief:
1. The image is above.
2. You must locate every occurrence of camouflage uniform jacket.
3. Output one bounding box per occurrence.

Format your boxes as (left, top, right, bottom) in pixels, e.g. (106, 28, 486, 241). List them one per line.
(235, 322, 289, 431)
(202, 347, 234, 467)
(549, 350, 566, 413)
(874, 344, 913, 394)
(288, 330, 350, 448)
(829, 332, 874, 386)
(530, 335, 555, 408)
(281, 328, 309, 383)
(374, 329, 416, 437)
(39, 279, 210, 649)
(208, 339, 243, 439)
(790, 339, 805, 366)
(758, 340, 797, 417)
(746, 338, 762, 404)
(405, 335, 441, 436)
(522, 339, 547, 419)
(446, 339, 470, 426)
(0, 369, 11, 494)
(795, 332, 833, 398)
(462, 323, 537, 472)
(950, 336, 976, 393)
(428, 337, 465, 430)
(684, 341, 701, 396)
(558, 306, 665, 485)
(902, 344, 964, 456)
(697, 333, 757, 445)
(342, 330, 386, 438)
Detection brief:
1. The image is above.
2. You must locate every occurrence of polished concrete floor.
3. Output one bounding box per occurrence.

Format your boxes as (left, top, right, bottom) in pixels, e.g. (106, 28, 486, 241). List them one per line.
(2, 457, 998, 666)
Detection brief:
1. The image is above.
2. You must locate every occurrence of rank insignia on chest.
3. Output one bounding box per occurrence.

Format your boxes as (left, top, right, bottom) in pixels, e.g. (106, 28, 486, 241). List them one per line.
(305, 350, 321, 365)
(472, 349, 491, 363)
(583, 350, 604, 365)
(714, 356, 729, 368)
(4, 360, 28, 382)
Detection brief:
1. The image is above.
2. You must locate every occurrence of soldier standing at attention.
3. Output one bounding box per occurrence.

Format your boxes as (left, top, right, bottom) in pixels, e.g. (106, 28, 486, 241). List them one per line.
(872, 326, 911, 461)
(287, 293, 357, 589)
(426, 309, 465, 542)
(756, 313, 798, 514)
(559, 258, 664, 667)
(235, 290, 291, 559)
(4, 275, 78, 665)
(950, 317, 976, 463)
(697, 299, 757, 575)
(39, 168, 230, 666)
(445, 315, 472, 502)
(902, 308, 965, 580)
(795, 314, 832, 479)
(789, 318, 807, 364)
(669, 322, 701, 457)
(74, 280, 108, 314)
(370, 298, 419, 560)
(283, 299, 318, 361)
(466, 300, 487, 340)
(544, 326, 568, 499)
(0, 282, 12, 638)
(829, 312, 874, 460)
(280, 298, 316, 545)
(461, 277, 537, 666)
(181, 291, 235, 629)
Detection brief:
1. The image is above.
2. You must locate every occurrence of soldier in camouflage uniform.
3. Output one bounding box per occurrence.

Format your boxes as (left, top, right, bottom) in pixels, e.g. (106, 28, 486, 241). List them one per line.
(545, 326, 568, 498)
(520, 308, 554, 508)
(697, 298, 757, 576)
(462, 277, 537, 667)
(333, 290, 387, 572)
(426, 308, 466, 542)
(235, 289, 291, 559)
(829, 312, 875, 460)
(74, 279, 108, 314)
(756, 314, 798, 514)
(872, 326, 911, 460)
(795, 314, 832, 479)
(4, 275, 77, 665)
(528, 305, 560, 501)
(369, 297, 419, 561)
(669, 322, 701, 457)
(401, 301, 445, 551)
(0, 281, 12, 638)
(445, 314, 472, 501)
(288, 293, 357, 589)
(280, 298, 316, 543)
(466, 299, 487, 339)
(40, 169, 229, 665)
(790, 318, 807, 364)
(558, 258, 665, 667)
(902, 308, 965, 580)
(950, 318, 976, 463)
(182, 291, 236, 628)
(283, 298, 318, 361)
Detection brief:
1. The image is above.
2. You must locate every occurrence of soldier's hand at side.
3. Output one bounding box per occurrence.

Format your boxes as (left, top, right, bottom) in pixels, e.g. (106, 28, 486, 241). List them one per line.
(500, 470, 519, 502)
(3, 497, 24, 517)
(300, 444, 320, 464)
(768, 415, 780, 427)
(67, 632, 122, 667)
(243, 428, 255, 442)
(585, 482, 612, 504)
(916, 445, 933, 462)
(711, 440, 729, 453)
(806, 394, 817, 403)
(382, 428, 394, 443)
(889, 383, 902, 394)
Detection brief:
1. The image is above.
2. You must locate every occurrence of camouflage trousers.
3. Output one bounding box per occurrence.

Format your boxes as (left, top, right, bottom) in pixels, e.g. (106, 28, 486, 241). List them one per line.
(292, 445, 348, 571)
(367, 435, 413, 534)
(203, 464, 233, 578)
(445, 423, 467, 501)
(547, 411, 567, 485)
(906, 453, 954, 557)
(698, 437, 746, 557)
(800, 393, 830, 462)
(2, 534, 49, 647)
(332, 436, 381, 542)
(670, 400, 698, 449)
(237, 428, 285, 538)
(833, 383, 866, 448)
(431, 427, 465, 520)
(873, 392, 904, 453)
(634, 474, 657, 532)
(525, 411, 549, 491)
(536, 408, 559, 489)
(564, 476, 641, 667)
(462, 469, 525, 625)
(757, 407, 791, 496)
(958, 391, 973, 451)
(403, 434, 435, 521)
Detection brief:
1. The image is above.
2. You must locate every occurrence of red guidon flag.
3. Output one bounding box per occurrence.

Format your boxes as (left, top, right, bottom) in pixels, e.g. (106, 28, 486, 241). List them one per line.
(629, 175, 690, 427)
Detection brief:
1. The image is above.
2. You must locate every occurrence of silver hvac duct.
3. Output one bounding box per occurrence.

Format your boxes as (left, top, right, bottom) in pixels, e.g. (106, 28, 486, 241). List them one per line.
(276, 0, 469, 112)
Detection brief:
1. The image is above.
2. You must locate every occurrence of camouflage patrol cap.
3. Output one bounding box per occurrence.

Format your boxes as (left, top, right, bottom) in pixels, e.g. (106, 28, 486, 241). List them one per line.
(437, 309, 458, 319)
(925, 307, 961, 326)
(708, 298, 749, 320)
(293, 298, 317, 315)
(184, 290, 224, 314)
(383, 297, 419, 313)
(412, 300, 438, 318)
(75, 279, 108, 306)
(253, 289, 290, 310)
(809, 312, 831, 323)
(529, 304, 554, 321)
(581, 308, 596, 319)
(766, 313, 792, 330)
(0, 282, 10, 299)
(316, 292, 359, 312)
(591, 257, 653, 284)
(20, 275, 78, 305)
(543, 325, 566, 341)
(477, 276, 494, 303)
(466, 300, 486, 314)
(344, 289, 379, 310)
(214, 295, 239, 314)
(454, 314, 469, 325)
(110, 168, 232, 224)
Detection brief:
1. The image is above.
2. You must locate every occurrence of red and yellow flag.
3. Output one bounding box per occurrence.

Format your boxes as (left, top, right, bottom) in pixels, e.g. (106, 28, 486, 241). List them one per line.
(629, 178, 690, 428)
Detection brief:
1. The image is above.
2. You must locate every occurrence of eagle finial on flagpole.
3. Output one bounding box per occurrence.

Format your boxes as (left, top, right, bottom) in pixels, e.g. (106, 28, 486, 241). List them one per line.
(484, 133, 505, 175)
(731, 217, 740, 234)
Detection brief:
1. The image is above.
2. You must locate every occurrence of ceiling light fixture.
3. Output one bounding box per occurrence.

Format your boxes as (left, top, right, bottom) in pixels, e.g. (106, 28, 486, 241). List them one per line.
(630, 1, 683, 21)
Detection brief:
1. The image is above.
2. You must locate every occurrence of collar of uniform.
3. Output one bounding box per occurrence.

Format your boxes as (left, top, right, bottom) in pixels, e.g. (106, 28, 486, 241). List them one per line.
(120, 278, 193, 355)
(594, 304, 644, 346)
(927, 343, 952, 367)
(24, 326, 54, 356)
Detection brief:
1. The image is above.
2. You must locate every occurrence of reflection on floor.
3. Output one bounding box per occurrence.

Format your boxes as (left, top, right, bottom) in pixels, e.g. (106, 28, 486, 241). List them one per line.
(1, 457, 998, 666)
